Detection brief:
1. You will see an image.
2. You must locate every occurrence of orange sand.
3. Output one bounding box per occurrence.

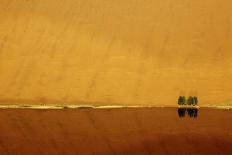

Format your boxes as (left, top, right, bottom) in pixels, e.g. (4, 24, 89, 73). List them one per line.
(0, 108, 231, 155)
(0, 0, 232, 106)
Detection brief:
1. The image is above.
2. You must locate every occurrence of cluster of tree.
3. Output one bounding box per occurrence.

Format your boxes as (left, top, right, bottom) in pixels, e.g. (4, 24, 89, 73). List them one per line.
(178, 108, 198, 118)
(178, 96, 198, 105)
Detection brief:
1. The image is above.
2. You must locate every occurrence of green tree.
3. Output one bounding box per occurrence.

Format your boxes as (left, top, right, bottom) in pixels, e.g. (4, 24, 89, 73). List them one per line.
(178, 96, 185, 105)
(193, 96, 198, 105)
(187, 96, 194, 105)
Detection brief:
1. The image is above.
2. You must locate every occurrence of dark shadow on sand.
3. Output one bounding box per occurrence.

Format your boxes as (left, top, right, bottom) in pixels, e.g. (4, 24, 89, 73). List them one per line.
(178, 108, 198, 118)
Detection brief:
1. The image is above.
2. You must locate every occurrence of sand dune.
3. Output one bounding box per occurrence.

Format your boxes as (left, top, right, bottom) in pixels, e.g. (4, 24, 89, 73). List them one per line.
(0, 0, 232, 106)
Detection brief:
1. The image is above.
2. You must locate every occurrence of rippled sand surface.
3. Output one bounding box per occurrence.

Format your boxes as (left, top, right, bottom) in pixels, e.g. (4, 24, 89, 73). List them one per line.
(0, 108, 231, 155)
(0, 0, 232, 106)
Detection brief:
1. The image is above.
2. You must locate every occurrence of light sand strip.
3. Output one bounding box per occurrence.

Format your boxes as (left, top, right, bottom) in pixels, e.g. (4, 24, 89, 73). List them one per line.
(0, 104, 231, 110)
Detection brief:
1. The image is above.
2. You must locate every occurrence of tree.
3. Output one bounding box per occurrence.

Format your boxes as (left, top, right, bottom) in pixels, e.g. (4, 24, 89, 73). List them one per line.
(187, 96, 194, 105)
(178, 96, 185, 105)
(193, 96, 198, 105)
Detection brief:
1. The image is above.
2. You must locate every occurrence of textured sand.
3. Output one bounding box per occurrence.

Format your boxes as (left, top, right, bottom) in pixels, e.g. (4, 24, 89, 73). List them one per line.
(0, 0, 232, 106)
(0, 108, 231, 155)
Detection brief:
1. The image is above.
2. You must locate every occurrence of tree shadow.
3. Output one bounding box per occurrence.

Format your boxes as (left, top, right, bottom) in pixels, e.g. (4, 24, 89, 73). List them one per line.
(178, 108, 186, 117)
(177, 108, 198, 118)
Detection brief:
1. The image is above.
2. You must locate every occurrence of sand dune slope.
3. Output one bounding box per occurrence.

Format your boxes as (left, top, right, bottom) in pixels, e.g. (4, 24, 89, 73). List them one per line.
(0, 0, 232, 105)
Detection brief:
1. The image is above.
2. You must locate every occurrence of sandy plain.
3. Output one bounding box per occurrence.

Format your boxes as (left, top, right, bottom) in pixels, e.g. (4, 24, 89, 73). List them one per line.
(0, 108, 231, 155)
(0, 0, 232, 106)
